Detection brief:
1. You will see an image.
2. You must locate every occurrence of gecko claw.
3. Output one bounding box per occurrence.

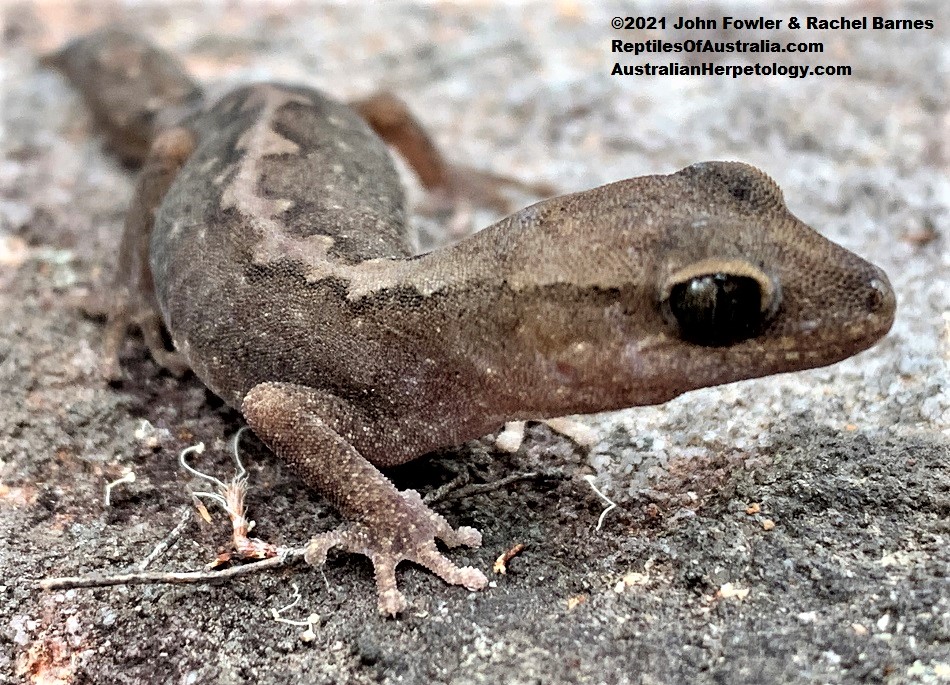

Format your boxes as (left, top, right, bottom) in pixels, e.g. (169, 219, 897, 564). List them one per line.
(377, 587, 408, 617)
(372, 559, 408, 617)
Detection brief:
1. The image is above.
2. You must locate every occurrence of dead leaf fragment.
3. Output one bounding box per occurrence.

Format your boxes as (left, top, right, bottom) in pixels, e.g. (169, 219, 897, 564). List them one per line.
(16, 637, 75, 685)
(614, 570, 650, 593)
(901, 225, 938, 246)
(493, 543, 525, 575)
(717, 582, 750, 600)
(566, 594, 588, 610)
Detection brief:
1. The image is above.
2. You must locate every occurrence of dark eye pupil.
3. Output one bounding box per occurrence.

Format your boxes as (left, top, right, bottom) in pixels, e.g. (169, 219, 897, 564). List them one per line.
(668, 273, 764, 346)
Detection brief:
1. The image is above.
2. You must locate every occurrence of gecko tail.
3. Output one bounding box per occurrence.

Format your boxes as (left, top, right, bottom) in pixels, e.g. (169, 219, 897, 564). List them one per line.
(42, 27, 204, 165)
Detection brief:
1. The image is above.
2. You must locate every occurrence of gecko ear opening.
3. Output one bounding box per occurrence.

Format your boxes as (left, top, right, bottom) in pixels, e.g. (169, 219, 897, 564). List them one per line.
(659, 259, 781, 347)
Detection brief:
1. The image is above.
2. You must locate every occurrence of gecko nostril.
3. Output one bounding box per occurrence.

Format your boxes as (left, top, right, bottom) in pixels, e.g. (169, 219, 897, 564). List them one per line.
(866, 278, 893, 314)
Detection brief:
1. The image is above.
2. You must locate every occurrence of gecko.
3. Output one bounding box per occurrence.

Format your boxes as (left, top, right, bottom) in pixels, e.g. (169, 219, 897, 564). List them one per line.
(45, 28, 896, 616)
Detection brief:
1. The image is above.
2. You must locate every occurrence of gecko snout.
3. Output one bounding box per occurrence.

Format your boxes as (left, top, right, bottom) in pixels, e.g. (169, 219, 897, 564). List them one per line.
(866, 273, 896, 318)
(860, 268, 896, 345)
(822, 259, 896, 352)
(846, 254, 895, 322)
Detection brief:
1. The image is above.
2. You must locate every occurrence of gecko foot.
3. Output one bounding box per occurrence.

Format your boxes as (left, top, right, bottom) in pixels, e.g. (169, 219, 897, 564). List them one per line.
(438, 164, 558, 214)
(80, 290, 189, 380)
(423, 164, 558, 237)
(304, 488, 487, 616)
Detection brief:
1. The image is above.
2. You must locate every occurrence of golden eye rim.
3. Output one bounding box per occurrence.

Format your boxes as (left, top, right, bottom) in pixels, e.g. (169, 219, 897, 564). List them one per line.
(658, 258, 781, 319)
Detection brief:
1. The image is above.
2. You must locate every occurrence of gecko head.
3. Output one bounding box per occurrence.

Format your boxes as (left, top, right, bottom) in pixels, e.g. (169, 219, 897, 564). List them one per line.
(647, 161, 896, 388)
(458, 161, 895, 415)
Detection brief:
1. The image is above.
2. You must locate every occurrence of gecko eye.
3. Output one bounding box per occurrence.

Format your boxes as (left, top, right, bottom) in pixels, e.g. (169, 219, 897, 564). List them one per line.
(660, 260, 780, 347)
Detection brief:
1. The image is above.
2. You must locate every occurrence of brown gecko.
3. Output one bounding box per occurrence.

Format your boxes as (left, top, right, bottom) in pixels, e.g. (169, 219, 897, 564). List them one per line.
(46, 28, 896, 616)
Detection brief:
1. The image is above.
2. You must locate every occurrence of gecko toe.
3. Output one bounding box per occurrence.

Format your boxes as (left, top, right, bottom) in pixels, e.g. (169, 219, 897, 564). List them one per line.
(372, 558, 408, 617)
(401, 489, 482, 549)
(456, 566, 489, 592)
(303, 528, 350, 566)
(414, 545, 488, 591)
(439, 524, 482, 547)
(377, 587, 408, 617)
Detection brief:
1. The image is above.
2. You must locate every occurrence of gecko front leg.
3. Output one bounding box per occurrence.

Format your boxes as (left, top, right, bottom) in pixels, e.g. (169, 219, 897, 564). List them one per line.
(242, 382, 487, 616)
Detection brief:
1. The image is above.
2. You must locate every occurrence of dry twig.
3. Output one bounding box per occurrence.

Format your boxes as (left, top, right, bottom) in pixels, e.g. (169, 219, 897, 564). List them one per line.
(39, 548, 306, 591)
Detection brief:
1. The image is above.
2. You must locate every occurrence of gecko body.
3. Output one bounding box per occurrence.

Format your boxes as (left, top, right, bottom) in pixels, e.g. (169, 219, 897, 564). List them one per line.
(48, 29, 896, 615)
